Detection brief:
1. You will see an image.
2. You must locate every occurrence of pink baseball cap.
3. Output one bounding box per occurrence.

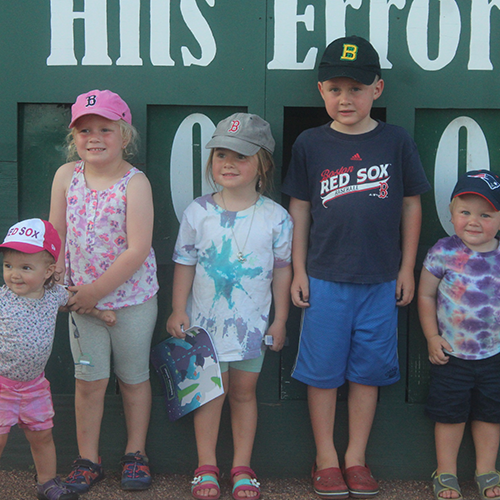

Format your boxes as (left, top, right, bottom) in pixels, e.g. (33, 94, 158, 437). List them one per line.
(69, 89, 132, 128)
(0, 219, 61, 261)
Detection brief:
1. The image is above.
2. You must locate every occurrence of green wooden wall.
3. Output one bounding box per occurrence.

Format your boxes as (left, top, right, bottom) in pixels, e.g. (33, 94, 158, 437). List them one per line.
(1, 0, 500, 480)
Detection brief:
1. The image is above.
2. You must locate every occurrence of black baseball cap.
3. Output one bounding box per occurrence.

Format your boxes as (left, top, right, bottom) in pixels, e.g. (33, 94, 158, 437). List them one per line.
(451, 170, 500, 211)
(318, 35, 381, 85)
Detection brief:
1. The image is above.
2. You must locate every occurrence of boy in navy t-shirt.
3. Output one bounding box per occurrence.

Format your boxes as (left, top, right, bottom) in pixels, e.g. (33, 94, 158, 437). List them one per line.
(282, 36, 430, 498)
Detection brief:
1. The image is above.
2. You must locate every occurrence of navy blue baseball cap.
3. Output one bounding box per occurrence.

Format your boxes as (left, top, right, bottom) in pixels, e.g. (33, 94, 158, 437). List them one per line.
(451, 170, 500, 211)
(318, 35, 381, 85)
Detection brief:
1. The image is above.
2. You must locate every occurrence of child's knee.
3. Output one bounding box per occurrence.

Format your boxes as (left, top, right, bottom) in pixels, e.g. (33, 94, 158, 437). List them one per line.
(24, 428, 54, 447)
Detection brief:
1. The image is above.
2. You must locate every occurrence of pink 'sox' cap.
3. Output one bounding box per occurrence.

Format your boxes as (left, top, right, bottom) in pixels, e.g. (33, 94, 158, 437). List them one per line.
(69, 89, 132, 128)
(0, 219, 61, 261)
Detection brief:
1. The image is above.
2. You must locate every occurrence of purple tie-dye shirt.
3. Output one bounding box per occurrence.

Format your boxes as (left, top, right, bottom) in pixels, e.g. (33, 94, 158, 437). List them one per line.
(423, 234, 500, 360)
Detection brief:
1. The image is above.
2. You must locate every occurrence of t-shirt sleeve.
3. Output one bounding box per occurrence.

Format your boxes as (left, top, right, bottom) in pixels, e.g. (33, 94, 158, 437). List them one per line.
(172, 208, 198, 266)
(401, 133, 431, 197)
(423, 244, 446, 280)
(54, 284, 70, 307)
(272, 208, 293, 268)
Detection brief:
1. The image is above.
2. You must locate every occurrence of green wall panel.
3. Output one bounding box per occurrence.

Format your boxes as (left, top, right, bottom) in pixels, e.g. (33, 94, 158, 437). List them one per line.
(2, 0, 500, 477)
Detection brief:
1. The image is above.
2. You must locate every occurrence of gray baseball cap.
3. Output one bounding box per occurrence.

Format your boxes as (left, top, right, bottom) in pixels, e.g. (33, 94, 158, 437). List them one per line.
(206, 113, 275, 156)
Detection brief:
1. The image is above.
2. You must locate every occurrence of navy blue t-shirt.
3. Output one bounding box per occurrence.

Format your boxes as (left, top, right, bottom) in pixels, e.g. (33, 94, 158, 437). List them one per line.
(282, 121, 431, 284)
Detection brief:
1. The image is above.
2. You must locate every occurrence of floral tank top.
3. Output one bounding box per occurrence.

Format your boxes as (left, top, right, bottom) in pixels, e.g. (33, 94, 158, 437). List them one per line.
(65, 161, 159, 309)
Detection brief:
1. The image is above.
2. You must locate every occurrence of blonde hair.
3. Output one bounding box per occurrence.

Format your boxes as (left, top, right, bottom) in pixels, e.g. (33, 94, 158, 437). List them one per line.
(66, 119, 139, 162)
(205, 148, 275, 194)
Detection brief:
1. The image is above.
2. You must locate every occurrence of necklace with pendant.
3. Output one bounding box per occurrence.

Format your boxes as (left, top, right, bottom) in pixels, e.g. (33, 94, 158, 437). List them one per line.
(220, 191, 258, 263)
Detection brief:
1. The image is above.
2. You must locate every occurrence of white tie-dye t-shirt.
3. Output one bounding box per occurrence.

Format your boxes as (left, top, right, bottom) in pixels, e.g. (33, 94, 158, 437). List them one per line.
(173, 194, 293, 362)
(423, 234, 500, 360)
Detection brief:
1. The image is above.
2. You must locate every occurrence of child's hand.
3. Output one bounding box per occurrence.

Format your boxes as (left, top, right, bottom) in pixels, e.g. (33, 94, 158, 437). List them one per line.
(427, 335, 452, 365)
(166, 310, 190, 339)
(67, 284, 100, 314)
(291, 272, 310, 308)
(267, 321, 286, 352)
(99, 310, 117, 327)
(396, 267, 415, 307)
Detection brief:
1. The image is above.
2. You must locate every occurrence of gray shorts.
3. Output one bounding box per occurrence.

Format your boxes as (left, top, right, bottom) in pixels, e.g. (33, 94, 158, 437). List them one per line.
(69, 296, 158, 384)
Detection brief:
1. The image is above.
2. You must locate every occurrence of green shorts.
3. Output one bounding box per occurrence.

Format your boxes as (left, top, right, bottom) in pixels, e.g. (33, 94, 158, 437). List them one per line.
(219, 352, 265, 373)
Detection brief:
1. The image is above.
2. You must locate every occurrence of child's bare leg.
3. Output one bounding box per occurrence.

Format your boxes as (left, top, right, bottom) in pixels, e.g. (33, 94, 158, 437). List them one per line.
(193, 370, 228, 497)
(308, 385, 339, 470)
(0, 433, 8, 459)
(472, 420, 500, 498)
(24, 428, 56, 484)
(344, 382, 378, 468)
(89, 308, 117, 327)
(435, 422, 465, 499)
(118, 378, 151, 455)
(75, 378, 108, 463)
(228, 368, 260, 498)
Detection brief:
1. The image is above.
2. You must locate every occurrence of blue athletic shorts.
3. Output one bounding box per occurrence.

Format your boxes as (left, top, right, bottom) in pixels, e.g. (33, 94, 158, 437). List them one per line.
(292, 277, 400, 389)
(426, 353, 500, 424)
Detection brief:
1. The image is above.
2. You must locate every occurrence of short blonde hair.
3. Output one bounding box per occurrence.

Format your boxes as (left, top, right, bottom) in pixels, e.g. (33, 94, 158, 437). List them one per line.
(205, 148, 275, 194)
(66, 119, 139, 162)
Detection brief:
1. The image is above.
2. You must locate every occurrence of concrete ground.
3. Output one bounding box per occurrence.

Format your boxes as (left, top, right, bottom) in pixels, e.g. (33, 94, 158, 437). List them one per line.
(0, 469, 483, 499)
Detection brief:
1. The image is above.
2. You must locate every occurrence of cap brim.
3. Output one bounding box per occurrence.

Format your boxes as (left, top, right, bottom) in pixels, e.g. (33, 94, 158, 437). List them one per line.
(318, 67, 378, 85)
(0, 242, 44, 254)
(69, 109, 124, 128)
(205, 136, 261, 156)
(452, 190, 500, 211)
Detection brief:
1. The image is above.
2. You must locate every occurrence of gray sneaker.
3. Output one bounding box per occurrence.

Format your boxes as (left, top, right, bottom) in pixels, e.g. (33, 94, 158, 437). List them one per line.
(37, 476, 79, 500)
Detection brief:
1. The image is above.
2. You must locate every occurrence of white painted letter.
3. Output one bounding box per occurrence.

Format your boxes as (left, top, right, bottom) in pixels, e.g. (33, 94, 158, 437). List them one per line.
(268, 0, 317, 70)
(47, 0, 112, 66)
(435, 117, 490, 235)
(150, 0, 175, 66)
(325, 0, 362, 45)
(180, 0, 216, 67)
(469, 0, 500, 70)
(117, 0, 142, 65)
(407, 0, 461, 71)
(171, 114, 214, 221)
(369, 0, 406, 69)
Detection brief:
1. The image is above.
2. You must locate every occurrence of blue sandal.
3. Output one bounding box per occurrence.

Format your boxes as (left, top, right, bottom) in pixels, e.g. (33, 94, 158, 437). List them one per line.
(191, 465, 220, 500)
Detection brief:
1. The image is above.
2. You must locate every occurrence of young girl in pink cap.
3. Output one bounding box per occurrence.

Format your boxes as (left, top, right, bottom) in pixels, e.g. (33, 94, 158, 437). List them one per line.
(0, 218, 116, 500)
(49, 90, 159, 493)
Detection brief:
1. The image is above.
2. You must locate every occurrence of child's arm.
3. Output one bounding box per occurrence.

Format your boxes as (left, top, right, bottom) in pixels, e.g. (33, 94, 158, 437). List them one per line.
(288, 197, 311, 308)
(418, 267, 452, 364)
(49, 163, 75, 279)
(89, 308, 117, 327)
(166, 263, 196, 339)
(396, 194, 422, 307)
(65, 173, 155, 314)
(59, 288, 116, 327)
(267, 264, 292, 352)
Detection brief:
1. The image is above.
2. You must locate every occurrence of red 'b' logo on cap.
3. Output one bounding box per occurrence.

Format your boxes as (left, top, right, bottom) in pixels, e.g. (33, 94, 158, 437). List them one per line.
(228, 120, 240, 133)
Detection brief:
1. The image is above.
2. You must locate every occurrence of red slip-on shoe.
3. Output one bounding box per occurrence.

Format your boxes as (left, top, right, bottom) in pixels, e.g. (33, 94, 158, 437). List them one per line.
(343, 465, 379, 498)
(311, 464, 349, 499)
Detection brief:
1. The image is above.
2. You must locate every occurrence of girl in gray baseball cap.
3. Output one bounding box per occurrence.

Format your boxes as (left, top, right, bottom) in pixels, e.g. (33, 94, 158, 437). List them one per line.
(167, 113, 293, 500)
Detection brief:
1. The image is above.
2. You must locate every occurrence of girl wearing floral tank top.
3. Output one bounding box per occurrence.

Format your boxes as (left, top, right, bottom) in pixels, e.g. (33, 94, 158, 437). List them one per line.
(49, 90, 158, 494)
